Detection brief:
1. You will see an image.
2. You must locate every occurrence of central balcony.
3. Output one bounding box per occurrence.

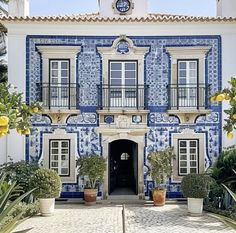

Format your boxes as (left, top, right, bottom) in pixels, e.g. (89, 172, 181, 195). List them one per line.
(97, 84, 149, 110)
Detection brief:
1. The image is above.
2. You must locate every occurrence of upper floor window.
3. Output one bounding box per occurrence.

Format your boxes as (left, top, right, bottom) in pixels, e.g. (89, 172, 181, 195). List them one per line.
(178, 139, 198, 176)
(50, 139, 70, 176)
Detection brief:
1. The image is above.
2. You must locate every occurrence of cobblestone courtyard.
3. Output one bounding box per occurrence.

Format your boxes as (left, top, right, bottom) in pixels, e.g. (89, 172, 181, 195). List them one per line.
(15, 204, 234, 233)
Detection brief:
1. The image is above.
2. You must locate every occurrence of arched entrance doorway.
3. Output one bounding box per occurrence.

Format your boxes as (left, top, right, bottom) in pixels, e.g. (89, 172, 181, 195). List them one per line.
(109, 140, 138, 195)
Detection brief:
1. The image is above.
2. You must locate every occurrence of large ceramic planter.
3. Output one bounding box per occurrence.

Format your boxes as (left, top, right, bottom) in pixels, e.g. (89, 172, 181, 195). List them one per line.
(84, 189, 97, 205)
(39, 198, 55, 217)
(187, 198, 203, 216)
(152, 189, 166, 206)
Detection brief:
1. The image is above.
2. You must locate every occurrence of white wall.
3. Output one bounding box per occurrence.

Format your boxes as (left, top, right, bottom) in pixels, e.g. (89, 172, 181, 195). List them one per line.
(0, 136, 7, 164)
(217, 0, 236, 17)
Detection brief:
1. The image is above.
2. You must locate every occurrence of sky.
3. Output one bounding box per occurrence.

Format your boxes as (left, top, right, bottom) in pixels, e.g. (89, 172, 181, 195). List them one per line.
(28, 0, 216, 17)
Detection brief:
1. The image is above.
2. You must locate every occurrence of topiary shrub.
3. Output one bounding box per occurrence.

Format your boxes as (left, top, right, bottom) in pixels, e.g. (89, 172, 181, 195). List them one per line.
(31, 168, 62, 199)
(182, 174, 213, 198)
(78, 155, 106, 189)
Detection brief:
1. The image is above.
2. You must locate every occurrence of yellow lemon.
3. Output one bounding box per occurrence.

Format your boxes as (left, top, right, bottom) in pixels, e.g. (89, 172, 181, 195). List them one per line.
(227, 132, 234, 140)
(0, 116, 9, 126)
(225, 95, 230, 100)
(210, 96, 216, 102)
(216, 94, 225, 102)
(16, 128, 22, 134)
(232, 114, 236, 120)
(233, 96, 236, 101)
(0, 126, 9, 134)
(33, 107, 39, 113)
(0, 132, 6, 138)
(21, 128, 30, 135)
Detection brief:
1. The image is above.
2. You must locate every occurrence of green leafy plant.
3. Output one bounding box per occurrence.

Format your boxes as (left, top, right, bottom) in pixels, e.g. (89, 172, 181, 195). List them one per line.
(0, 161, 39, 195)
(31, 168, 62, 199)
(0, 82, 42, 138)
(0, 181, 35, 233)
(181, 174, 213, 198)
(147, 147, 175, 188)
(78, 155, 106, 189)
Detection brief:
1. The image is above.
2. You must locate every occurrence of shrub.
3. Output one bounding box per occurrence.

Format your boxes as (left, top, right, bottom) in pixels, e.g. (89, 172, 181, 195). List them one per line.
(78, 155, 106, 189)
(181, 174, 213, 198)
(31, 168, 62, 199)
(0, 161, 39, 194)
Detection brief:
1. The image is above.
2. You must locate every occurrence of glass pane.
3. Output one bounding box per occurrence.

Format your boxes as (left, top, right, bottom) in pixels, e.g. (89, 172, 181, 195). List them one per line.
(179, 70, 186, 77)
(190, 141, 197, 147)
(190, 154, 196, 160)
(52, 155, 58, 160)
(190, 148, 196, 154)
(51, 162, 58, 167)
(52, 141, 59, 147)
(61, 78, 68, 84)
(190, 168, 197, 174)
(61, 168, 69, 175)
(189, 70, 197, 78)
(111, 71, 122, 79)
(111, 90, 122, 98)
(111, 63, 122, 70)
(51, 62, 58, 69)
(125, 79, 136, 85)
(179, 62, 186, 69)
(125, 63, 136, 70)
(111, 79, 122, 85)
(62, 141, 69, 148)
(125, 71, 136, 79)
(61, 62, 68, 69)
(180, 148, 187, 153)
(61, 149, 68, 154)
(180, 154, 187, 160)
(190, 161, 197, 167)
(180, 168, 187, 174)
(179, 141, 187, 147)
(52, 70, 58, 77)
(61, 161, 69, 167)
(189, 62, 197, 69)
(125, 90, 136, 98)
(61, 70, 68, 77)
(61, 154, 67, 160)
(180, 161, 187, 167)
(52, 149, 58, 154)
(179, 79, 187, 85)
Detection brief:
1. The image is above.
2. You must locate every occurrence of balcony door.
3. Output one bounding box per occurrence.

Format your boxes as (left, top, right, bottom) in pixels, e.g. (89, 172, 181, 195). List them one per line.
(50, 60, 70, 108)
(177, 60, 198, 108)
(109, 61, 137, 108)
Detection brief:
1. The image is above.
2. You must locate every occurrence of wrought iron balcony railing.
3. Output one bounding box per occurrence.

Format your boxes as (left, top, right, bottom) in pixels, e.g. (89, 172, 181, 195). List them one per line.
(37, 83, 79, 109)
(167, 83, 211, 110)
(97, 84, 149, 110)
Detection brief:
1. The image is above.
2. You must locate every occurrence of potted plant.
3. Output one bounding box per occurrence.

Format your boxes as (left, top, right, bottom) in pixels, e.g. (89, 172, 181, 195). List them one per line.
(78, 155, 106, 205)
(31, 168, 61, 217)
(181, 173, 212, 216)
(147, 147, 175, 206)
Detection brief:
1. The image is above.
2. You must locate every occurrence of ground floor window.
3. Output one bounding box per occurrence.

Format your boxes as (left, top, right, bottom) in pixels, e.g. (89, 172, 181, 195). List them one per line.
(50, 139, 70, 176)
(178, 139, 198, 175)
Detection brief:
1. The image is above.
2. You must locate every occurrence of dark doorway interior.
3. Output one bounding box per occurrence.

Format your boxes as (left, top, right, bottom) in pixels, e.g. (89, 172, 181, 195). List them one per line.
(109, 140, 138, 195)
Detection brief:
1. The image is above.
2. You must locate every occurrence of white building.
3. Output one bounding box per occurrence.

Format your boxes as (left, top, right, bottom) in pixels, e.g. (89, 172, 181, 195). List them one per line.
(0, 0, 236, 199)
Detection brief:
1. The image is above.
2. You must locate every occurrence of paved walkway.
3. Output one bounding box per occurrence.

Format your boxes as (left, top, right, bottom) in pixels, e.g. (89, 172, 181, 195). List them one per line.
(15, 204, 234, 233)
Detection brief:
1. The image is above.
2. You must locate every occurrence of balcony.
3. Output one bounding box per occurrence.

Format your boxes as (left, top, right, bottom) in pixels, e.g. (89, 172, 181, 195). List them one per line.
(97, 84, 149, 110)
(37, 83, 79, 110)
(167, 84, 211, 123)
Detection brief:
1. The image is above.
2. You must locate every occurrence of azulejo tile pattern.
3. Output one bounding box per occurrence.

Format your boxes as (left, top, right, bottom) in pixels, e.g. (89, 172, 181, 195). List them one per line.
(26, 35, 222, 198)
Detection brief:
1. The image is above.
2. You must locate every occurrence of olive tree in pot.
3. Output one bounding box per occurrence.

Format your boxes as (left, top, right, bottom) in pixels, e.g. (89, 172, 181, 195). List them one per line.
(181, 174, 212, 216)
(147, 147, 175, 206)
(31, 168, 61, 217)
(78, 155, 106, 205)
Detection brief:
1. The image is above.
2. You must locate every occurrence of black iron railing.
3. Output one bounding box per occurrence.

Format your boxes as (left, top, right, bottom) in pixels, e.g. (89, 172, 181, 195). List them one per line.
(167, 84, 211, 109)
(37, 83, 79, 109)
(97, 84, 149, 109)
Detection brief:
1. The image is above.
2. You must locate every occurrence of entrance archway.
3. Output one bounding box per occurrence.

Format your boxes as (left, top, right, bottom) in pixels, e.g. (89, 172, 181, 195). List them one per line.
(109, 140, 138, 195)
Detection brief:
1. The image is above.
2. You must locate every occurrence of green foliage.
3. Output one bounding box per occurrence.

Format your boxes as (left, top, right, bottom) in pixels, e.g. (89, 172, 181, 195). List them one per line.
(0, 181, 35, 233)
(78, 155, 106, 189)
(31, 168, 62, 199)
(181, 174, 213, 198)
(0, 63, 7, 83)
(0, 82, 42, 138)
(209, 147, 236, 191)
(0, 161, 39, 194)
(147, 147, 175, 186)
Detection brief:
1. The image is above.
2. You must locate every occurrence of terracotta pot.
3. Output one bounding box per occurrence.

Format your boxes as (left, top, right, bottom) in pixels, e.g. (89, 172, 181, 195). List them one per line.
(39, 198, 55, 217)
(152, 189, 166, 206)
(84, 189, 97, 205)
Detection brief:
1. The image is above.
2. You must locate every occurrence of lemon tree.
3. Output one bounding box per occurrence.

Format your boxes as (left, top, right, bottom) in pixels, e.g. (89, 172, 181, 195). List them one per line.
(211, 77, 236, 139)
(0, 82, 42, 138)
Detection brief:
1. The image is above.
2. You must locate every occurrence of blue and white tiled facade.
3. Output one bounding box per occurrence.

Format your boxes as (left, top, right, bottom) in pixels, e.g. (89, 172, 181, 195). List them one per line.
(26, 35, 222, 198)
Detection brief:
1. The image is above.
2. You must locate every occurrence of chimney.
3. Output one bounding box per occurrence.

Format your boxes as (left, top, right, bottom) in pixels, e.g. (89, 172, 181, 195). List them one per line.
(8, 0, 29, 17)
(216, 0, 236, 17)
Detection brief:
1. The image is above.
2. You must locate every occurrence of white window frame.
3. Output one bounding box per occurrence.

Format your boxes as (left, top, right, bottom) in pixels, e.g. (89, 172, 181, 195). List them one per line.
(50, 139, 70, 176)
(178, 139, 199, 176)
